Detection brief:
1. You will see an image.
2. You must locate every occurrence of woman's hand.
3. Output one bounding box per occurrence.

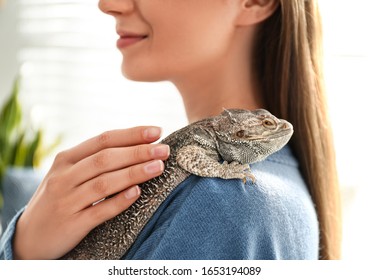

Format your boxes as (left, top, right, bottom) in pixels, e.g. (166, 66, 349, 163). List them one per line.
(13, 126, 169, 260)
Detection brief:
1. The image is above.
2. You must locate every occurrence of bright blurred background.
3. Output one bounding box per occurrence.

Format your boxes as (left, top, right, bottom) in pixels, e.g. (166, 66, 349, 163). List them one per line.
(0, 0, 367, 259)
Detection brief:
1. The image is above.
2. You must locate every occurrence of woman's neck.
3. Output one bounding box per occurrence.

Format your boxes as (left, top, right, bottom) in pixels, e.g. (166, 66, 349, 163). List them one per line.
(172, 55, 264, 123)
(170, 28, 264, 123)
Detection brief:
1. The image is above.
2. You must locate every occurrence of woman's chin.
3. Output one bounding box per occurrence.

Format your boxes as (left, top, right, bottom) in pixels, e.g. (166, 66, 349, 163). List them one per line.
(121, 65, 167, 82)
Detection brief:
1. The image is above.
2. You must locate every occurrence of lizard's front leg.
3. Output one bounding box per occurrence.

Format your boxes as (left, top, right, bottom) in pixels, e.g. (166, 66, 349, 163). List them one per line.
(176, 145, 255, 183)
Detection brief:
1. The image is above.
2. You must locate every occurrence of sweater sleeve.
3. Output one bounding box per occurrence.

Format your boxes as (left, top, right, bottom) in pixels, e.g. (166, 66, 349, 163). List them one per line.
(0, 208, 24, 260)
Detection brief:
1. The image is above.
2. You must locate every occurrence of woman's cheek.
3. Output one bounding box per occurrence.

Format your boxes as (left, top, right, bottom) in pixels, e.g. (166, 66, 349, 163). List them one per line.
(120, 8, 228, 81)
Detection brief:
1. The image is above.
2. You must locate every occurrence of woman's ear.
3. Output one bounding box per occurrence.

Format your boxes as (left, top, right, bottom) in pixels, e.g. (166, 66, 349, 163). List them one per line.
(235, 0, 279, 26)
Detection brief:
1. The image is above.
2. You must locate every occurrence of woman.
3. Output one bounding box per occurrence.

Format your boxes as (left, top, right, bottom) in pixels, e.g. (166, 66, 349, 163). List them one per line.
(0, 0, 341, 260)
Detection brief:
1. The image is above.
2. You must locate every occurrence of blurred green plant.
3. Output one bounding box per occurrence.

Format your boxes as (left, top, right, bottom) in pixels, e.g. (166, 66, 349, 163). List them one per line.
(0, 76, 60, 209)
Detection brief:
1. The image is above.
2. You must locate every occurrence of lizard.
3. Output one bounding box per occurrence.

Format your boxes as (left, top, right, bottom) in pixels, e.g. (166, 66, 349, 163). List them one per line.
(61, 108, 293, 260)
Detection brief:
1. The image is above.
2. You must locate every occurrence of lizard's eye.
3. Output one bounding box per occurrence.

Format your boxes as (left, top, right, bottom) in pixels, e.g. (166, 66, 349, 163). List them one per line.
(236, 130, 246, 138)
(263, 119, 276, 128)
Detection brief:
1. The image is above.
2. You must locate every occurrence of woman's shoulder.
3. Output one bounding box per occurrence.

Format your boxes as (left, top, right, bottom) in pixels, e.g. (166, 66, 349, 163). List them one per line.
(178, 145, 314, 214)
(124, 146, 319, 260)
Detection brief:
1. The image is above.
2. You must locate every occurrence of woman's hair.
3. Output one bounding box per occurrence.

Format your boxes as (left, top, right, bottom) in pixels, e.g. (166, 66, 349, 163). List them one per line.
(254, 0, 342, 259)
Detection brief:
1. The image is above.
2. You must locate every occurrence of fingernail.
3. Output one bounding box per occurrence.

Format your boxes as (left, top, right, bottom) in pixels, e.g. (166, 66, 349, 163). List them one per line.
(124, 186, 140, 199)
(144, 160, 164, 174)
(143, 127, 162, 140)
(151, 145, 170, 158)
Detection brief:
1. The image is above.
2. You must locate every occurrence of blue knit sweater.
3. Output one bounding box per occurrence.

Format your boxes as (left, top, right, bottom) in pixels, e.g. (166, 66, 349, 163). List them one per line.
(0, 145, 319, 260)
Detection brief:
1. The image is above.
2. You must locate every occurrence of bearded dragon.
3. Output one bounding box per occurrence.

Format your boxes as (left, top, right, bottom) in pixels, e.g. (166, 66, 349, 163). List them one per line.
(61, 109, 293, 259)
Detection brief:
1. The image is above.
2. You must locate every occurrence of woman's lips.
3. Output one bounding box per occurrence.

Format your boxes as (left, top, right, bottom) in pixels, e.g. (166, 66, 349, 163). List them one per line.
(117, 36, 148, 49)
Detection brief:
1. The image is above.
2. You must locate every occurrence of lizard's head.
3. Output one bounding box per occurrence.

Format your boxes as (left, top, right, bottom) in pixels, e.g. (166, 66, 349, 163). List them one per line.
(212, 109, 294, 164)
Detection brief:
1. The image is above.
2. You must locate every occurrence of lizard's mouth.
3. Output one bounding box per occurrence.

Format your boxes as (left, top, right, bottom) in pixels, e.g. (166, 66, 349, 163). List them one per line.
(267, 129, 294, 140)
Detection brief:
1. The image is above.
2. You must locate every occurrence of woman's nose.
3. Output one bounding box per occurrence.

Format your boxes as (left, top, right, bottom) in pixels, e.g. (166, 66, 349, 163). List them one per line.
(98, 0, 135, 16)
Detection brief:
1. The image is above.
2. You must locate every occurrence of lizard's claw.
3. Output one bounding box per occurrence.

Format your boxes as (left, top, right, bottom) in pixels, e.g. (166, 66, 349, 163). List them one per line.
(243, 173, 256, 184)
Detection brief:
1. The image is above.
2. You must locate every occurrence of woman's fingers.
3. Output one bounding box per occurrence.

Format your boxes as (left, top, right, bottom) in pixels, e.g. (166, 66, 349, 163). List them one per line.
(68, 144, 170, 187)
(62, 126, 163, 164)
(72, 160, 164, 211)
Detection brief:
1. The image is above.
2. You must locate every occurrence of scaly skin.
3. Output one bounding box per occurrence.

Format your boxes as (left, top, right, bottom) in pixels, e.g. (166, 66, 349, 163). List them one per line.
(61, 109, 293, 259)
